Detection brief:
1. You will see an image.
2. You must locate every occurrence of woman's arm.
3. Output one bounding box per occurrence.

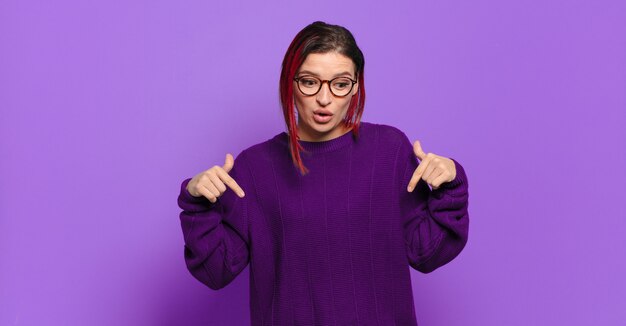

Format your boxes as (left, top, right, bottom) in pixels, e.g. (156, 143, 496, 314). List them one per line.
(397, 134, 470, 273)
(177, 154, 253, 290)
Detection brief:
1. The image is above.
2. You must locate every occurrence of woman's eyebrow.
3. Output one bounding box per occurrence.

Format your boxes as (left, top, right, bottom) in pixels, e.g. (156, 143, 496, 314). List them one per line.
(298, 70, 353, 78)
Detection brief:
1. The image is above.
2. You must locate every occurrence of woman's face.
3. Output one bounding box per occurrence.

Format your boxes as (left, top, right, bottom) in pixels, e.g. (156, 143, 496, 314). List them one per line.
(294, 52, 358, 142)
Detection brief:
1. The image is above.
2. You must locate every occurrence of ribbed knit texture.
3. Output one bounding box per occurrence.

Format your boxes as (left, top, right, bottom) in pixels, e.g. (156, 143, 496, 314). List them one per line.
(177, 122, 469, 326)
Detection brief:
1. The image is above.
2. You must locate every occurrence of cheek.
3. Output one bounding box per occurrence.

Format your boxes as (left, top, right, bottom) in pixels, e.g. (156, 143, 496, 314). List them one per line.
(339, 96, 353, 112)
(293, 94, 310, 111)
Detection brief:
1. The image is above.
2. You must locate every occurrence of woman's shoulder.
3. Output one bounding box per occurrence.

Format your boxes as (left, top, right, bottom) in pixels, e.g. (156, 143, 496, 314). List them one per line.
(360, 121, 411, 145)
(234, 131, 288, 164)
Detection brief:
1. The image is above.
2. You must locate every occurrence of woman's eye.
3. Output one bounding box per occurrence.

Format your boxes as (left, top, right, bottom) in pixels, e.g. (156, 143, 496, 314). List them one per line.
(333, 83, 349, 89)
(301, 78, 318, 87)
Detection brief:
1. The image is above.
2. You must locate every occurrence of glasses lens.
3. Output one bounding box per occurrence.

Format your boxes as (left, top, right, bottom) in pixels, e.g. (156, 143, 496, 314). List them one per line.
(298, 77, 321, 95)
(330, 78, 353, 96)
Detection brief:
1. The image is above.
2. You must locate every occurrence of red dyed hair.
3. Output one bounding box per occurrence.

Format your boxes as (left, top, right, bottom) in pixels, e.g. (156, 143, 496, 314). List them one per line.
(279, 21, 366, 175)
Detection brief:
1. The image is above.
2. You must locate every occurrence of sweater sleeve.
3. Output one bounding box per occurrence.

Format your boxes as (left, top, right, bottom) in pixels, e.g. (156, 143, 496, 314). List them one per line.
(177, 153, 253, 290)
(397, 133, 469, 273)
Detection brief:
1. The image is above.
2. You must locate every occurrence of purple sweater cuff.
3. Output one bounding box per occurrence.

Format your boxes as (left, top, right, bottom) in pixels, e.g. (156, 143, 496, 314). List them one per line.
(177, 178, 215, 212)
(431, 158, 468, 196)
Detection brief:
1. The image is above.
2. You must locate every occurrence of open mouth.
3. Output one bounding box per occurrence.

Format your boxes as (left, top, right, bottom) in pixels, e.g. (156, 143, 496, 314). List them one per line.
(313, 111, 333, 123)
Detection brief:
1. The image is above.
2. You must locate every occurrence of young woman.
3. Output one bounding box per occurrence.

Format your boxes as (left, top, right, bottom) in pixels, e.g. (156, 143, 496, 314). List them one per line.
(177, 21, 469, 325)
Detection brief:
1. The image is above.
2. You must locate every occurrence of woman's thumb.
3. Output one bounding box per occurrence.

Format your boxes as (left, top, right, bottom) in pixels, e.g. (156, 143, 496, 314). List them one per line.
(222, 153, 234, 173)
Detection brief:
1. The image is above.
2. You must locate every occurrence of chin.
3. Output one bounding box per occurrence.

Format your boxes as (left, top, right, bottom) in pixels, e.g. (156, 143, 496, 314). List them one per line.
(312, 117, 338, 130)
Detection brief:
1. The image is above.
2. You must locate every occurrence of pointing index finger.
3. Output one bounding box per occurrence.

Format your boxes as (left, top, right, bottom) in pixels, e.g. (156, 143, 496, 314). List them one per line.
(407, 168, 422, 192)
(407, 156, 431, 192)
(216, 168, 245, 198)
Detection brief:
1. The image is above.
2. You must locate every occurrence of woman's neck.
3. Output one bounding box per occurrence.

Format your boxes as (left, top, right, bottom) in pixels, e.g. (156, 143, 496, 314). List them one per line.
(297, 123, 352, 142)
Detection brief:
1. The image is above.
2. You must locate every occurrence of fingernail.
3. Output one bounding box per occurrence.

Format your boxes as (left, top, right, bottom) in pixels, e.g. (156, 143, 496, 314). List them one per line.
(239, 192, 245, 197)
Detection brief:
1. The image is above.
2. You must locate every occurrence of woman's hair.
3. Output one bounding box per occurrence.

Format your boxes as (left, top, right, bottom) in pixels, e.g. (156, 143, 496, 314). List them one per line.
(279, 21, 366, 175)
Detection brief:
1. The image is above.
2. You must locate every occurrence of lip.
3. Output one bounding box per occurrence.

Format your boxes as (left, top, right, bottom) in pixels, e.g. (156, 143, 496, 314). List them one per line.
(313, 109, 333, 116)
(312, 109, 333, 124)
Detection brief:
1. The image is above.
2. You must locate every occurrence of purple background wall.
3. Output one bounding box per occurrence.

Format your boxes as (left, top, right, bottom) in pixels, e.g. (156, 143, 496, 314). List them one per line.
(1, 1, 625, 325)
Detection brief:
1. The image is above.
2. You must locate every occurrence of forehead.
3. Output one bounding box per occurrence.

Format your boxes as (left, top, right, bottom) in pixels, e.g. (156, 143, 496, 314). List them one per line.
(298, 52, 355, 76)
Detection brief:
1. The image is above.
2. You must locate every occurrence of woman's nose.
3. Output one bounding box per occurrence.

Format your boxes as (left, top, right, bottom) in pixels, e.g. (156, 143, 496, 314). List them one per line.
(316, 81, 332, 106)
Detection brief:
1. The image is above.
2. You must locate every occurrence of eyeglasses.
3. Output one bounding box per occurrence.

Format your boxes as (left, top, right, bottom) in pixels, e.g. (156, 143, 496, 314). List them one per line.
(293, 75, 357, 97)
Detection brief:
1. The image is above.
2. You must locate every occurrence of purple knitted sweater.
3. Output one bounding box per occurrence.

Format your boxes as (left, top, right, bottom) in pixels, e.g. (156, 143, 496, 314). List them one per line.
(177, 122, 469, 325)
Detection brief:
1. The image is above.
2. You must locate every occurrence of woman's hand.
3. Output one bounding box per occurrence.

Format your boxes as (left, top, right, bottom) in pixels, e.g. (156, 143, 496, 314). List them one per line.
(186, 153, 246, 203)
(407, 140, 456, 192)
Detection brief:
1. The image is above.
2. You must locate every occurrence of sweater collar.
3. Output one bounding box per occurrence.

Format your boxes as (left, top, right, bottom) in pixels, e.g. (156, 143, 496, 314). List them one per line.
(277, 123, 366, 154)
